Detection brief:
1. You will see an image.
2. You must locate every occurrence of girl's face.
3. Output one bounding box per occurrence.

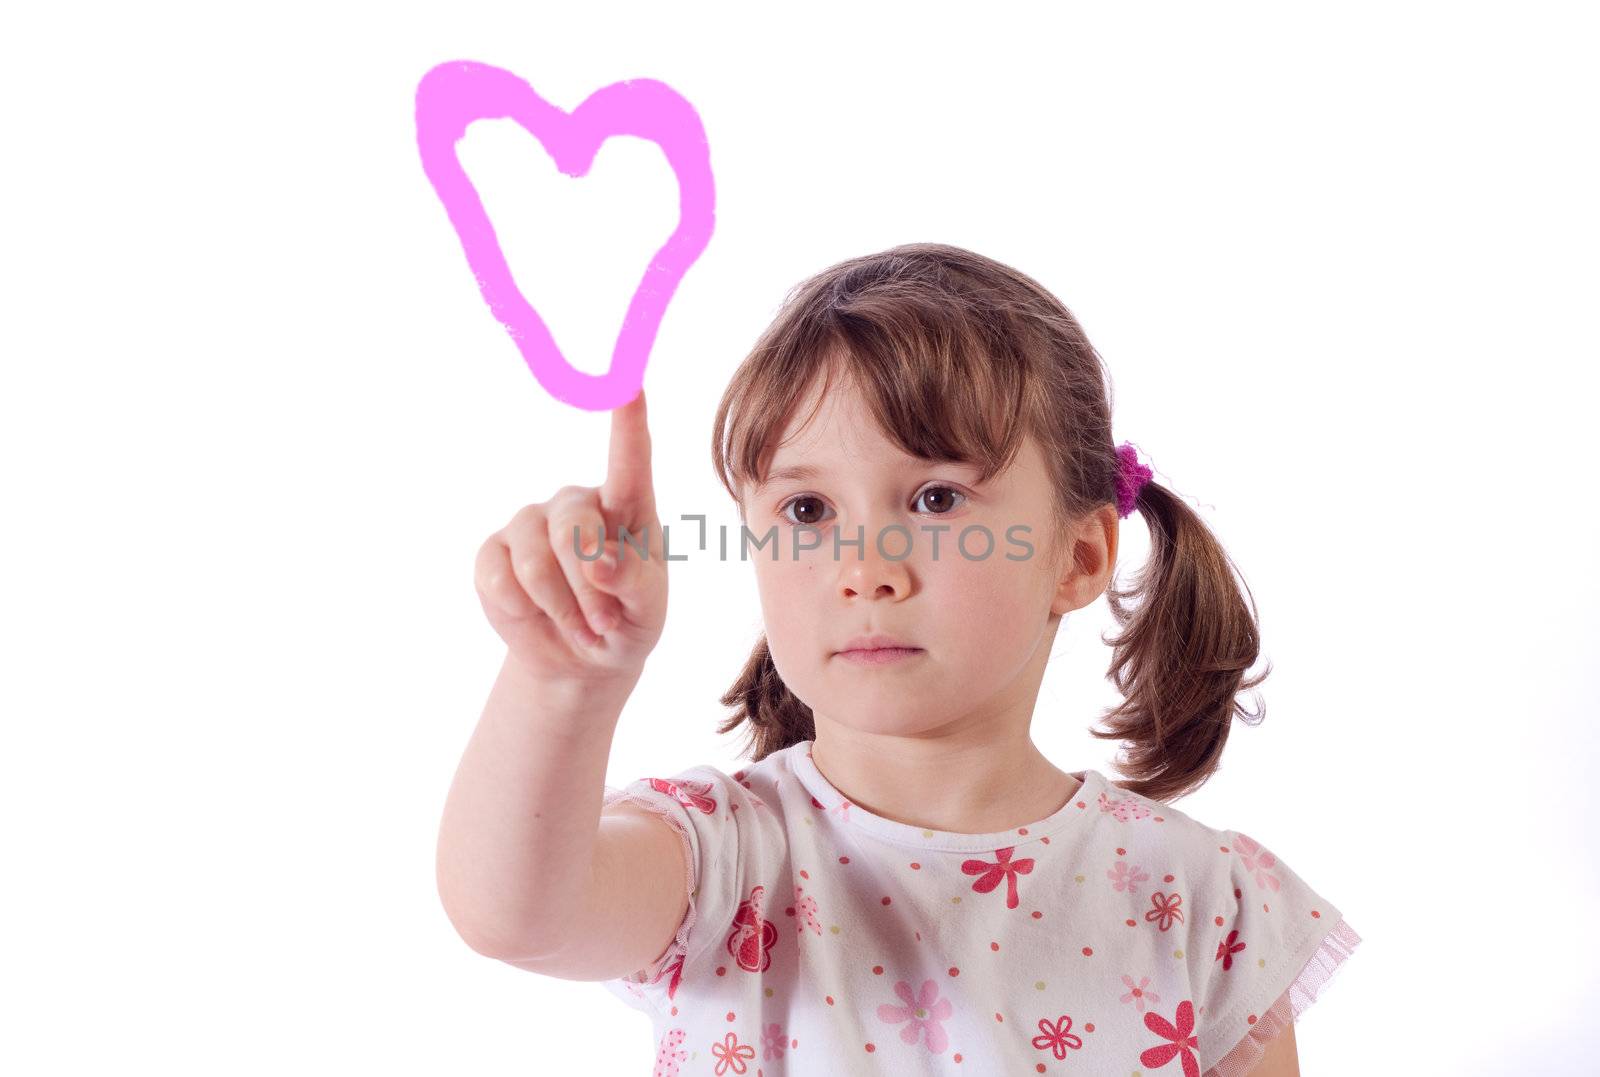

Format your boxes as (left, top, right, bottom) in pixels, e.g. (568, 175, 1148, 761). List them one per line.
(739, 375, 1116, 739)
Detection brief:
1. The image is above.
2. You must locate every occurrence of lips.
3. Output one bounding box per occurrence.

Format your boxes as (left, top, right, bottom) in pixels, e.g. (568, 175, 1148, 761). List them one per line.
(837, 634, 922, 654)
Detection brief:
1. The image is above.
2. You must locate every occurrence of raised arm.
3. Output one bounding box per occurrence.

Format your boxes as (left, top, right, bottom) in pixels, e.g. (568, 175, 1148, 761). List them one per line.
(435, 388, 681, 975)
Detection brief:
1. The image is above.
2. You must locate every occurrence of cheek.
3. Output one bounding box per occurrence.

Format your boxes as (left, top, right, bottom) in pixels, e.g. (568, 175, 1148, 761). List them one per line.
(921, 551, 1053, 644)
(750, 561, 832, 704)
(751, 560, 812, 637)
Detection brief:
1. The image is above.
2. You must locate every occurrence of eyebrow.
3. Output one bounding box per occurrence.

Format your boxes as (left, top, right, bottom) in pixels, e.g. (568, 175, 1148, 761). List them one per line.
(754, 464, 823, 492)
(754, 459, 983, 493)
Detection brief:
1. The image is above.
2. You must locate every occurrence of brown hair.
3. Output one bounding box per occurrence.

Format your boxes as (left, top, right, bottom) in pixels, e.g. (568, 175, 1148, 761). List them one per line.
(709, 243, 1268, 802)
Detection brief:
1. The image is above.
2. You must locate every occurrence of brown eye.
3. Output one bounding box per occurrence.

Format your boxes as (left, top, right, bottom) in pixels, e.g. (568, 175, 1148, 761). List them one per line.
(914, 486, 966, 514)
(782, 495, 830, 526)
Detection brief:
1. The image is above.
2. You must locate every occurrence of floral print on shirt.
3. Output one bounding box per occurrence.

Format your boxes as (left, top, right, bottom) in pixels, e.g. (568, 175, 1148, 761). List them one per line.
(597, 742, 1360, 1074)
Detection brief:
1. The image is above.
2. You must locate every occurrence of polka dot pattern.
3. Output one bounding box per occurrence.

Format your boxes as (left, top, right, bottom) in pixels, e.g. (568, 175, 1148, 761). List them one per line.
(608, 751, 1352, 1072)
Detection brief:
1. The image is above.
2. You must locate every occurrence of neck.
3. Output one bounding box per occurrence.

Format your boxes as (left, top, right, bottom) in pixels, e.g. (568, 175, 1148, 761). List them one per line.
(807, 722, 1080, 835)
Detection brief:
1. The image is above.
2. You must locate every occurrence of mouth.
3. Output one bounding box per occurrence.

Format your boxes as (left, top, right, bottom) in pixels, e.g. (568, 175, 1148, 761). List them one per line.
(834, 645, 925, 666)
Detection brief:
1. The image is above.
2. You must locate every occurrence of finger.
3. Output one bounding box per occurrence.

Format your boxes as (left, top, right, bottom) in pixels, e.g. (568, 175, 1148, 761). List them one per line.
(475, 535, 535, 619)
(582, 528, 647, 605)
(475, 536, 569, 648)
(601, 385, 656, 529)
(500, 511, 601, 649)
(547, 495, 626, 637)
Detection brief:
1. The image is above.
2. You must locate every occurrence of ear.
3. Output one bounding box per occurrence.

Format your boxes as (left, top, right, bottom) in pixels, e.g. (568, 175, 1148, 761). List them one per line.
(1049, 503, 1119, 617)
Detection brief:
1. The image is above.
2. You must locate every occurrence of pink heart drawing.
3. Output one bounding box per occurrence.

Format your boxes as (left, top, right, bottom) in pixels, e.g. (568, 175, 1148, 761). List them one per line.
(415, 61, 716, 411)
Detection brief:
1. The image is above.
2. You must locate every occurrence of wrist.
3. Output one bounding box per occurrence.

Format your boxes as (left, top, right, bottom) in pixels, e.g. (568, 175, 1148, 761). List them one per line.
(501, 651, 641, 717)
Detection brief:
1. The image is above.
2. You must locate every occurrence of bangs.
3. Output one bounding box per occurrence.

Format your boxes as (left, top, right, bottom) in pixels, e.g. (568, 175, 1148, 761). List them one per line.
(712, 255, 1050, 508)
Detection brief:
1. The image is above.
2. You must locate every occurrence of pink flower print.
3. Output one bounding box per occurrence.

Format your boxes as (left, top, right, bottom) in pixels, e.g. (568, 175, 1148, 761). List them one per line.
(647, 777, 718, 814)
(1031, 1014, 1084, 1060)
(1120, 974, 1161, 1012)
(1140, 1000, 1200, 1077)
(1107, 859, 1151, 894)
(794, 886, 822, 936)
(961, 846, 1035, 910)
(711, 1031, 756, 1075)
(653, 1028, 689, 1077)
(1098, 790, 1153, 822)
(1216, 928, 1246, 971)
(1145, 891, 1185, 932)
(1234, 833, 1282, 892)
(727, 885, 779, 972)
(876, 978, 954, 1053)
(760, 1021, 786, 1061)
(646, 952, 685, 999)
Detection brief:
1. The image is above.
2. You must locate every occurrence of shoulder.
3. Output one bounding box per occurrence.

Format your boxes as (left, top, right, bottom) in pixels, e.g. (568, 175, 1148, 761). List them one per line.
(1095, 776, 1295, 885)
(601, 749, 794, 853)
(1085, 774, 1358, 1069)
(1092, 774, 1234, 872)
(1153, 807, 1355, 1068)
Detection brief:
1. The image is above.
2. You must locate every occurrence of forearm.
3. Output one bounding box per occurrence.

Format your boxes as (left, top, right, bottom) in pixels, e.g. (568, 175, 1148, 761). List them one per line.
(436, 651, 640, 959)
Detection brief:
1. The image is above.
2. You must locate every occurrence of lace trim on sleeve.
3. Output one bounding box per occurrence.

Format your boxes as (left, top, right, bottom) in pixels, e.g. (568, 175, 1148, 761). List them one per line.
(1203, 916, 1362, 1077)
(601, 786, 699, 988)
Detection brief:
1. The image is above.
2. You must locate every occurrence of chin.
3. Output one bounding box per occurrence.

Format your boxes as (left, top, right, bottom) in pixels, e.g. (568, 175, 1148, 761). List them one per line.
(810, 685, 955, 736)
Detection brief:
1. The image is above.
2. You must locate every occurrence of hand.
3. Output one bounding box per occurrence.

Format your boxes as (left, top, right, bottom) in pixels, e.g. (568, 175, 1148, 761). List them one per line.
(474, 387, 668, 686)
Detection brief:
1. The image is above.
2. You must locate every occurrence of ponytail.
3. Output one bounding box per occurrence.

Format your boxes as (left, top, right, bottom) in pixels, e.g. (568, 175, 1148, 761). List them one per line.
(1090, 478, 1270, 802)
(717, 633, 815, 761)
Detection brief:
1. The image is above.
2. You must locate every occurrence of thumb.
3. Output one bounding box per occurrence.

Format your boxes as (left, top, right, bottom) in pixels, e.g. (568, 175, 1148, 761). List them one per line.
(584, 535, 649, 597)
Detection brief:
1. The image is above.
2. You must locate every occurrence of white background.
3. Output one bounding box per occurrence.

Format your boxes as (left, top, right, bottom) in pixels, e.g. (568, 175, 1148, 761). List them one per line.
(3, 1, 1596, 1073)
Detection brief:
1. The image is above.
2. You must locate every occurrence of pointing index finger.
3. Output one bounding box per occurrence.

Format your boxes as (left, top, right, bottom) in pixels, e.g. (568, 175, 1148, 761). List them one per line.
(601, 385, 656, 526)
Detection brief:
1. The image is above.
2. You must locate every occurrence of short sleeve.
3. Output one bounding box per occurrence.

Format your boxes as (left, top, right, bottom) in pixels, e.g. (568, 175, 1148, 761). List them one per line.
(1196, 829, 1362, 1076)
(595, 763, 783, 1014)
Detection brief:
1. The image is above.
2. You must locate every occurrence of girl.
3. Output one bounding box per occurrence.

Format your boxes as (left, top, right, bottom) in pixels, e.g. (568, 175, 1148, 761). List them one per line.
(437, 243, 1361, 1076)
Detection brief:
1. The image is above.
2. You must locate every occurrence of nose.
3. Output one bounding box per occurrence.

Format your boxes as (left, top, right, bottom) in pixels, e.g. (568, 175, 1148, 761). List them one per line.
(837, 529, 914, 600)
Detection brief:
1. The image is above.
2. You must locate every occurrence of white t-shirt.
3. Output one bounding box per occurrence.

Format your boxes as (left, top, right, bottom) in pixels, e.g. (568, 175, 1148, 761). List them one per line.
(599, 740, 1359, 1076)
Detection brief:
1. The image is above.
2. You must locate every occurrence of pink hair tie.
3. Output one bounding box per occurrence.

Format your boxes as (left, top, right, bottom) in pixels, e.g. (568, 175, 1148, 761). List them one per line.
(1114, 442, 1153, 518)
